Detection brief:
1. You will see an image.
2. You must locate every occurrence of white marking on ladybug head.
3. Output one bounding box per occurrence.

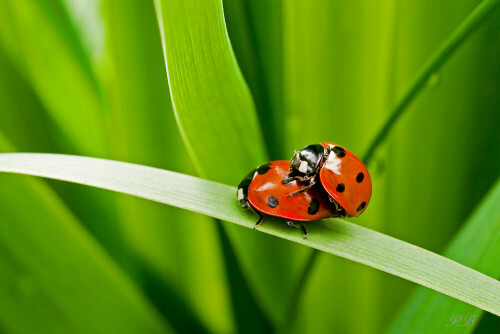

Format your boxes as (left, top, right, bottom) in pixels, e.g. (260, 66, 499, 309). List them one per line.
(325, 152, 341, 175)
(237, 188, 244, 201)
(253, 171, 258, 179)
(298, 161, 308, 173)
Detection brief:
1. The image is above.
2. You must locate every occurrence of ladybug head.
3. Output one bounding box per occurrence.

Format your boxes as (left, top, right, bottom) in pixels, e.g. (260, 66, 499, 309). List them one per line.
(289, 144, 325, 176)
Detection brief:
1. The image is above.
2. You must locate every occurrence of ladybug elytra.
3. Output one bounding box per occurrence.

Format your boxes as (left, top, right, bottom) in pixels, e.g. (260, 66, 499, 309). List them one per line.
(282, 142, 372, 217)
(237, 161, 343, 238)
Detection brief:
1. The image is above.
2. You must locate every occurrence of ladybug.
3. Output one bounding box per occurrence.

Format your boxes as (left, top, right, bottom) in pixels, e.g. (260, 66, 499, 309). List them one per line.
(282, 142, 372, 217)
(237, 160, 343, 238)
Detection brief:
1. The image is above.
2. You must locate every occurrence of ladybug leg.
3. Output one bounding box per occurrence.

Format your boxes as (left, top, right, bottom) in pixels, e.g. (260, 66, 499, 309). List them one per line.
(282, 173, 308, 184)
(286, 220, 308, 239)
(328, 197, 348, 218)
(281, 170, 300, 185)
(247, 203, 264, 229)
(254, 215, 264, 229)
(286, 177, 316, 198)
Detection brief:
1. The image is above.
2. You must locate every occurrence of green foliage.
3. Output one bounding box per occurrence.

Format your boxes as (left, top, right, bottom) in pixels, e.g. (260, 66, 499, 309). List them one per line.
(0, 153, 499, 314)
(155, 0, 311, 323)
(0, 149, 169, 334)
(154, 0, 267, 181)
(0, 0, 499, 333)
(0, 0, 106, 156)
(387, 178, 500, 333)
(101, 1, 233, 332)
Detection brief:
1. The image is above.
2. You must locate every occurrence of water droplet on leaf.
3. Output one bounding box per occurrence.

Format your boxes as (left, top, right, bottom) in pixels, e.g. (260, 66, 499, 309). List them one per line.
(426, 73, 441, 89)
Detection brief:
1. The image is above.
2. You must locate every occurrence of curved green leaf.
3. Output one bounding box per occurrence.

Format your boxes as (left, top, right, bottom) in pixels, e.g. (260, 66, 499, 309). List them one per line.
(155, 0, 306, 321)
(154, 0, 266, 181)
(0, 140, 170, 333)
(0, 0, 106, 156)
(0, 153, 498, 317)
(101, 1, 233, 332)
(223, 0, 285, 159)
(362, 0, 500, 163)
(282, 0, 500, 331)
(0, 26, 127, 271)
(387, 178, 500, 333)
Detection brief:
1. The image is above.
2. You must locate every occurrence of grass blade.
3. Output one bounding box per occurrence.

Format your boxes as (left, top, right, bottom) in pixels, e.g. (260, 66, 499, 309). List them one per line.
(0, 142, 171, 333)
(155, 0, 305, 322)
(0, 48, 60, 153)
(283, 0, 500, 329)
(0, 0, 106, 156)
(154, 0, 266, 181)
(216, 222, 273, 334)
(0, 153, 498, 316)
(101, 1, 233, 331)
(0, 28, 127, 267)
(386, 179, 500, 333)
(223, 0, 285, 159)
(362, 0, 500, 164)
(281, 0, 397, 327)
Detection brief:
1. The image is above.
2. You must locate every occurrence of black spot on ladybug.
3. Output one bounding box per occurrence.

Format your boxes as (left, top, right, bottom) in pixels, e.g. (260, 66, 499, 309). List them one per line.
(356, 201, 366, 212)
(356, 172, 364, 183)
(308, 199, 320, 215)
(268, 196, 279, 208)
(336, 183, 345, 192)
(332, 146, 346, 158)
(257, 163, 271, 175)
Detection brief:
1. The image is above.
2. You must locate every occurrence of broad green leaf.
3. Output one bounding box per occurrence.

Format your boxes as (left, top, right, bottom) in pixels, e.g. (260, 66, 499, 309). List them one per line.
(154, 0, 266, 181)
(377, 1, 500, 329)
(0, 48, 59, 153)
(474, 312, 500, 333)
(282, 1, 395, 331)
(223, 0, 285, 159)
(0, 179, 171, 334)
(0, 131, 14, 151)
(0, 41, 127, 268)
(101, 1, 232, 332)
(0, 0, 106, 157)
(0, 141, 170, 333)
(387, 179, 500, 333)
(282, 0, 500, 332)
(1, 153, 499, 317)
(362, 0, 500, 164)
(155, 0, 307, 322)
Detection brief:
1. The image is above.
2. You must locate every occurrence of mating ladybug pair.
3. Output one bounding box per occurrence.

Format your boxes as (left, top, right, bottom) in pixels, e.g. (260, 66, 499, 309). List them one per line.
(237, 142, 372, 238)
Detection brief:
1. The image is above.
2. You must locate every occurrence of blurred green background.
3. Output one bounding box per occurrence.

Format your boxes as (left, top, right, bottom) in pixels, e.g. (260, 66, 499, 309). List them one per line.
(0, 0, 498, 333)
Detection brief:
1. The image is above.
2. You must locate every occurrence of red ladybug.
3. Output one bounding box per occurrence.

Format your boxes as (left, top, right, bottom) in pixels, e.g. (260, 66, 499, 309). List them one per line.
(237, 160, 342, 238)
(282, 142, 372, 217)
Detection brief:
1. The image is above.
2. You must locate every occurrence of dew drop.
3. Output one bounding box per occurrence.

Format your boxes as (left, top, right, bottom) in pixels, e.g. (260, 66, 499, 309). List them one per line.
(426, 73, 441, 89)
